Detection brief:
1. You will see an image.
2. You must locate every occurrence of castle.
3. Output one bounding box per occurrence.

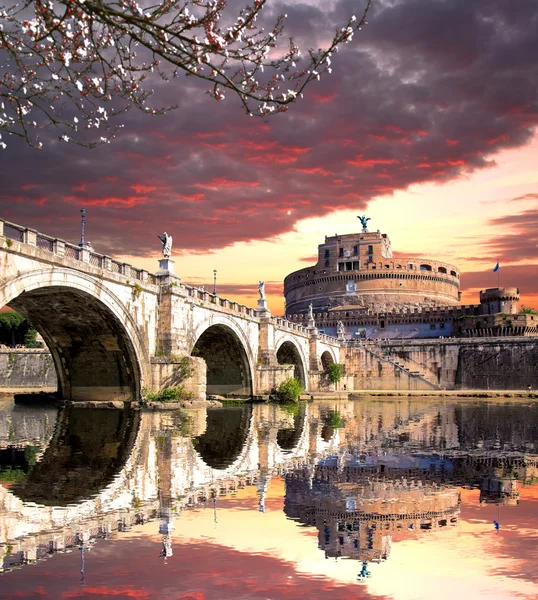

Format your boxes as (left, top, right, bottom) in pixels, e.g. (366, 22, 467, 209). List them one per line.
(284, 221, 537, 339)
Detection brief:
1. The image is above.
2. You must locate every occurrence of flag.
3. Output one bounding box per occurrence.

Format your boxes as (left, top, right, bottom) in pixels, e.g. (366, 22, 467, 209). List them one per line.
(493, 262, 500, 272)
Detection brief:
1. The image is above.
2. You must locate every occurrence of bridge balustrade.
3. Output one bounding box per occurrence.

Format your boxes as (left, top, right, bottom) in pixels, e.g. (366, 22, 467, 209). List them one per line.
(3, 221, 25, 242)
(64, 244, 80, 260)
(89, 252, 103, 268)
(110, 260, 123, 274)
(36, 233, 54, 252)
(130, 267, 143, 281)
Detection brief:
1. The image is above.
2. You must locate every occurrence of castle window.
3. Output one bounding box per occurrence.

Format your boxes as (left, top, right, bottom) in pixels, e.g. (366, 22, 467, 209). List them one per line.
(353, 245, 358, 255)
(409, 263, 414, 269)
(325, 259, 330, 267)
(346, 261, 352, 271)
(368, 245, 373, 254)
(324, 249, 330, 258)
(438, 266, 447, 274)
(339, 247, 344, 257)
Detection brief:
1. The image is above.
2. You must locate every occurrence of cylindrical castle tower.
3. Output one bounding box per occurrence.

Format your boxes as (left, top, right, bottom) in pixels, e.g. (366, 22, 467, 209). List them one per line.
(479, 287, 519, 315)
(284, 228, 460, 316)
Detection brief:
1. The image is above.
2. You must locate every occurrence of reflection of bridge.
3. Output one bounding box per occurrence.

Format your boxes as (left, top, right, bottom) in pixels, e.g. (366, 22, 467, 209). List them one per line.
(0, 398, 472, 571)
(3, 398, 537, 574)
(0, 219, 340, 401)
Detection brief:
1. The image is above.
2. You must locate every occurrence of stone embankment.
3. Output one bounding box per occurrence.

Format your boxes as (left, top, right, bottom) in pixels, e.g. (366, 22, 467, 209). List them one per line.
(0, 349, 56, 391)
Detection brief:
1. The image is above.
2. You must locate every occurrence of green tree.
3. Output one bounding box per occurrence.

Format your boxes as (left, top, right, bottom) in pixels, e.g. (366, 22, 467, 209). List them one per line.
(275, 377, 303, 404)
(326, 363, 344, 385)
(0, 311, 28, 346)
(0, 311, 43, 347)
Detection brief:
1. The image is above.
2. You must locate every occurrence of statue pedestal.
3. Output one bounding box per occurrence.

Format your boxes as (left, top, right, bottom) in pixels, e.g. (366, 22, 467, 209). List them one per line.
(157, 258, 175, 274)
(256, 299, 271, 318)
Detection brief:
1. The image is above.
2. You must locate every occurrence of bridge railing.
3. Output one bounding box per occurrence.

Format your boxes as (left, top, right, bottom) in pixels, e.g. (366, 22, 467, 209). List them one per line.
(2, 221, 25, 242)
(182, 283, 262, 318)
(1, 218, 160, 286)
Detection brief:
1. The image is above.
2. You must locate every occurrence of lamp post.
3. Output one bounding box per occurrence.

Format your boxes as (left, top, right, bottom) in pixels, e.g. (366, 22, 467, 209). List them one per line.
(80, 208, 86, 248)
(213, 269, 217, 295)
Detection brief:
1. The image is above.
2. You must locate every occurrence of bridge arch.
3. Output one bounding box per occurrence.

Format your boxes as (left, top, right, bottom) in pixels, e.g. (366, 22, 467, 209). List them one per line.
(0, 268, 150, 401)
(320, 349, 337, 370)
(190, 316, 255, 397)
(275, 337, 308, 388)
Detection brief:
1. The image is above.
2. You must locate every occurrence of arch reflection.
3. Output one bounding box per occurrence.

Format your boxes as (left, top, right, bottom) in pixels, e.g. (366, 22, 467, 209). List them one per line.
(194, 405, 253, 469)
(8, 406, 140, 506)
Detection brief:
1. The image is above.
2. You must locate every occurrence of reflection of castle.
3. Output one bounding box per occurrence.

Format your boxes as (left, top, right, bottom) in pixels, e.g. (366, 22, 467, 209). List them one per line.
(285, 456, 461, 564)
(283, 224, 536, 339)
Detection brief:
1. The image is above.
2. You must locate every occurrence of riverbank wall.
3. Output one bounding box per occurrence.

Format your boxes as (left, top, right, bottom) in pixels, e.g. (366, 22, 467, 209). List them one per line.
(1, 337, 537, 394)
(343, 338, 538, 391)
(0, 349, 56, 391)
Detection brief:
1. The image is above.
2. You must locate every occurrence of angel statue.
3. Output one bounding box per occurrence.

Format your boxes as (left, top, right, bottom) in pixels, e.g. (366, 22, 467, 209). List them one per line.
(158, 232, 173, 259)
(337, 320, 345, 336)
(308, 302, 314, 320)
(357, 215, 371, 233)
(258, 280, 266, 300)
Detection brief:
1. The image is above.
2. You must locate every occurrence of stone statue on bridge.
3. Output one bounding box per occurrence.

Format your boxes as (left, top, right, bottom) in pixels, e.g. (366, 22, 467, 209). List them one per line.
(308, 302, 314, 321)
(337, 320, 345, 338)
(158, 232, 173, 259)
(258, 280, 266, 301)
(257, 280, 269, 311)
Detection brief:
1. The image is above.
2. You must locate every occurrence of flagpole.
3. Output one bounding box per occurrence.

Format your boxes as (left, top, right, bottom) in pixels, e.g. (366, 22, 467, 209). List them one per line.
(497, 258, 500, 288)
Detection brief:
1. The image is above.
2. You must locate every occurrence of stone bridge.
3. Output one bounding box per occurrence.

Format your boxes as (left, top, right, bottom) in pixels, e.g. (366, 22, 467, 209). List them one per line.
(0, 219, 340, 401)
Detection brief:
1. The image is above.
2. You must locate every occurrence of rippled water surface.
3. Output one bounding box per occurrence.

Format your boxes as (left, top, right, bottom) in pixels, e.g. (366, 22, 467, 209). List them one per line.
(1, 396, 537, 599)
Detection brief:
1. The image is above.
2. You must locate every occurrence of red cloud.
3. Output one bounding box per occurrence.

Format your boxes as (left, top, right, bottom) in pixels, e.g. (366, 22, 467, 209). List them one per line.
(195, 178, 260, 190)
(347, 156, 399, 167)
(130, 184, 157, 194)
(292, 167, 333, 176)
(310, 92, 337, 103)
(63, 195, 150, 207)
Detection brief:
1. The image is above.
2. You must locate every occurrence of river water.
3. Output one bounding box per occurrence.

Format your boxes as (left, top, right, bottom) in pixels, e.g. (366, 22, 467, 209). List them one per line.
(0, 396, 537, 599)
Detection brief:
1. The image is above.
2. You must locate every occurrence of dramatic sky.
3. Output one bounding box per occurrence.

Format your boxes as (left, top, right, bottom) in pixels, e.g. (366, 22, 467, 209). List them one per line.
(2, 0, 538, 314)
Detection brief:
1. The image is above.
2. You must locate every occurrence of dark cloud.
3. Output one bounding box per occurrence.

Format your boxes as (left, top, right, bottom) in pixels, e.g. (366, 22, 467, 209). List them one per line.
(1, 0, 538, 257)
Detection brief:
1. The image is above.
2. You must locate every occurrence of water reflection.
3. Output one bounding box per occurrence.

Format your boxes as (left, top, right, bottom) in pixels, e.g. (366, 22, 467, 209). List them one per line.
(8, 406, 140, 505)
(0, 397, 537, 597)
(285, 456, 461, 570)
